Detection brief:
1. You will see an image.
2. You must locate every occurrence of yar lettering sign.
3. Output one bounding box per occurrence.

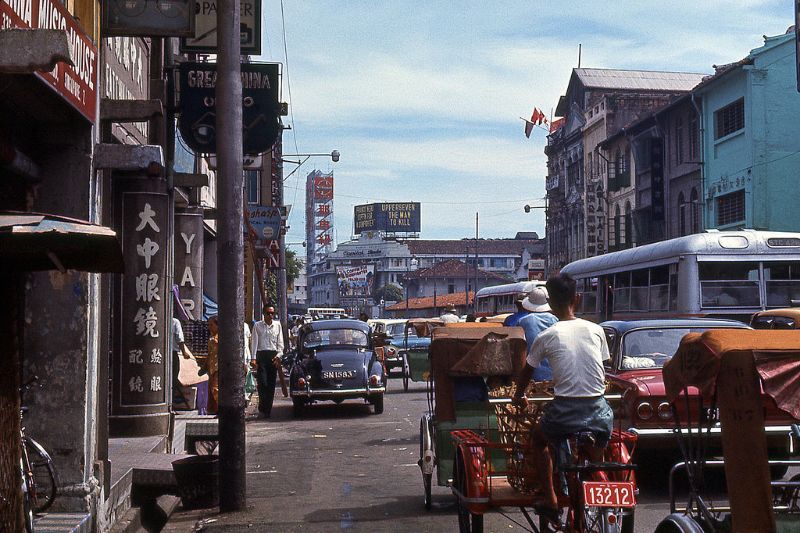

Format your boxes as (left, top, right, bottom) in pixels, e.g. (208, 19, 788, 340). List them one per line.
(177, 62, 280, 154)
(1, 0, 98, 122)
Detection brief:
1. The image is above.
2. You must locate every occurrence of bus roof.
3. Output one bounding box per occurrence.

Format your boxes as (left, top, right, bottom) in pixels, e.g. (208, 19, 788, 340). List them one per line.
(561, 230, 800, 278)
(475, 280, 545, 298)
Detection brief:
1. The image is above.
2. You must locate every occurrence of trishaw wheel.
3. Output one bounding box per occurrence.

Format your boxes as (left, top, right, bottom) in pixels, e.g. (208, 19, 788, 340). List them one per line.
(403, 370, 410, 392)
(372, 394, 384, 414)
(454, 454, 484, 533)
(423, 472, 432, 510)
(402, 354, 410, 392)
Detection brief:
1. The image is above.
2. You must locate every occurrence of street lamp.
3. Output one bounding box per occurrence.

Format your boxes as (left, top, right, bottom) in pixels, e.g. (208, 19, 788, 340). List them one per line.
(405, 256, 418, 316)
(281, 151, 340, 181)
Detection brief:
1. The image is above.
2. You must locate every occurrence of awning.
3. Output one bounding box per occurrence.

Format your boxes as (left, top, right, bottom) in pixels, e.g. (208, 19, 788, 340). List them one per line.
(0, 211, 124, 273)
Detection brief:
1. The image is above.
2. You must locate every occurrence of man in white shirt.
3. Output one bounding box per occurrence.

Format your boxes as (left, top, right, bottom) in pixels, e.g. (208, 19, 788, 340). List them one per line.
(439, 306, 460, 324)
(513, 273, 613, 521)
(250, 305, 284, 418)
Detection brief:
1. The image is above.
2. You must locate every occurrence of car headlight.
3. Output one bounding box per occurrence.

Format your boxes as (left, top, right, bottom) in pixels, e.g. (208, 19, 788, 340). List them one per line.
(657, 402, 673, 420)
(636, 402, 653, 420)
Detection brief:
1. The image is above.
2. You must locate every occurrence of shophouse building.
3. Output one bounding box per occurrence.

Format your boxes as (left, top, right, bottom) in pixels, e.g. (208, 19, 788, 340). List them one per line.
(545, 68, 706, 270)
(693, 30, 800, 231)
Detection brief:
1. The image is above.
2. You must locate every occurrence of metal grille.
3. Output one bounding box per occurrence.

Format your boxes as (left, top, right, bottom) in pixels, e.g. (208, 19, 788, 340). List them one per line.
(714, 98, 744, 139)
(716, 189, 745, 226)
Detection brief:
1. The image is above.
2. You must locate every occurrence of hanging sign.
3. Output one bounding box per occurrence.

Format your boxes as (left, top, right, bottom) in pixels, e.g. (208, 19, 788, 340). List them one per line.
(181, 0, 262, 54)
(247, 205, 284, 240)
(102, 0, 195, 37)
(1, 0, 98, 122)
(177, 62, 280, 154)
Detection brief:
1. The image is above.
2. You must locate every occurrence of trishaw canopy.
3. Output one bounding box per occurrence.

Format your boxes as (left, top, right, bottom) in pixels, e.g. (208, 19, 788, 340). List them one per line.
(663, 329, 800, 532)
(407, 318, 445, 337)
(430, 324, 527, 422)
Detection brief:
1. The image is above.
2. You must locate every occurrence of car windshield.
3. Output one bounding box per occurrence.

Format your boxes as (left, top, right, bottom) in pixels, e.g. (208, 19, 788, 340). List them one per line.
(303, 328, 369, 349)
(620, 327, 713, 370)
(386, 323, 408, 337)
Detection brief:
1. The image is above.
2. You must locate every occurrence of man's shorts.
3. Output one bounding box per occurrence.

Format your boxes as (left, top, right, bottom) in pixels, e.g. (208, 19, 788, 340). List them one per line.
(540, 396, 614, 447)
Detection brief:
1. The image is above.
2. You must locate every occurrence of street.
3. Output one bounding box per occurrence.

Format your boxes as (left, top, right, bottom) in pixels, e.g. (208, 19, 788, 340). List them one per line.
(164, 379, 699, 532)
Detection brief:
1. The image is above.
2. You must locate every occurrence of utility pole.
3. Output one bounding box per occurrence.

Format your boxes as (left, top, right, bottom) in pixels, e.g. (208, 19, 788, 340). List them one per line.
(474, 212, 479, 313)
(216, 0, 246, 511)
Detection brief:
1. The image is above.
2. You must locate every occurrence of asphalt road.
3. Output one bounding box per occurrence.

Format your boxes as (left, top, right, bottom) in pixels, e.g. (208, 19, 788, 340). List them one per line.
(167, 378, 768, 532)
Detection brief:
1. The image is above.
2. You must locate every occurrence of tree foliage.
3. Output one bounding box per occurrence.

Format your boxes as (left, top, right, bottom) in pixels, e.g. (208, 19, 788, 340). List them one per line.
(373, 283, 403, 304)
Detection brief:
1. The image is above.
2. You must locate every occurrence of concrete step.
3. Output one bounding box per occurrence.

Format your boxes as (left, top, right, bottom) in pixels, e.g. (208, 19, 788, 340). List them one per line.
(33, 512, 91, 533)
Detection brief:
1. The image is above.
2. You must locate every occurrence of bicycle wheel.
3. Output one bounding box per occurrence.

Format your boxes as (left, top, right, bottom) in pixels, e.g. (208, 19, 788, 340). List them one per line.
(23, 437, 58, 513)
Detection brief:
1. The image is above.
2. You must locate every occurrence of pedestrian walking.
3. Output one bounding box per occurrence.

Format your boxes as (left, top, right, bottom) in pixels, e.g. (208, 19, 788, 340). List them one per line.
(171, 317, 193, 406)
(251, 305, 284, 418)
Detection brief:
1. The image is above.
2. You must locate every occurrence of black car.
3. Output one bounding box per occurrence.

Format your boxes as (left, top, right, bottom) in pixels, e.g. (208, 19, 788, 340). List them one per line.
(289, 319, 386, 417)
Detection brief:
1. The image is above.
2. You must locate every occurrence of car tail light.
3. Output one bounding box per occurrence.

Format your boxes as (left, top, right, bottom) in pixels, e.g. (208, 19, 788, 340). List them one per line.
(296, 377, 306, 388)
(370, 374, 381, 386)
(636, 402, 653, 420)
(607, 512, 617, 525)
(386, 347, 396, 357)
(657, 402, 673, 420)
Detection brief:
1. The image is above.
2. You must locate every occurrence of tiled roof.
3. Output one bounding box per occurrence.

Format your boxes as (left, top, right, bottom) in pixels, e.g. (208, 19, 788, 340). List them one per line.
(402, 238, 544, 256)
(386, 291, 474, 311)
(404, 259, 510, 282)
(574, 68, 706, 92)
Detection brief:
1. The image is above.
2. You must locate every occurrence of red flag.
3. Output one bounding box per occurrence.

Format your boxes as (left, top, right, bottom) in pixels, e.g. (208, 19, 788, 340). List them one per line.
(524, 118, 534, 138)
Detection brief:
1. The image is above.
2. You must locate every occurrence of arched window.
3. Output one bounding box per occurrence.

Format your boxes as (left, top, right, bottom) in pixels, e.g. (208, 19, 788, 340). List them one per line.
(690, 188, 700, 233)
(678, 191, 686, 236)
(624, 201, 632, 246)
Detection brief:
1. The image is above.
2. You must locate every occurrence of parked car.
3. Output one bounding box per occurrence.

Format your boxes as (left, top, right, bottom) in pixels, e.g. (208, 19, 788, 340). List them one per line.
(601, 318, 796, 462)
(750, 308, 800, 330)
(289, 319, 386, 417)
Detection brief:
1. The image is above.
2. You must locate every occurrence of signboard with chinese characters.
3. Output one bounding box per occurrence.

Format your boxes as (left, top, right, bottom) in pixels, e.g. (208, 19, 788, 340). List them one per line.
(650, 138, 665, 221)
(102, 37, 150, 145)
(353, 202, 421, 234)
(120, 192, 169, 406)
(102, 0, 194, 37)
(177, 62, 280, 154)
(305, 170, 334, 266)
(174, 211, 204, 320)
(336, 265, 375, 298)
(181, 0, 262, 54)
(1, 0, 98, 122)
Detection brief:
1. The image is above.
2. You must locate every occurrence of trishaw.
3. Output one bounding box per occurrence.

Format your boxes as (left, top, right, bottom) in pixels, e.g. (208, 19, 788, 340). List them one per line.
(417, 323, 638, 532)
(656, 329, 800, 532)
(399, 318, 443, 392)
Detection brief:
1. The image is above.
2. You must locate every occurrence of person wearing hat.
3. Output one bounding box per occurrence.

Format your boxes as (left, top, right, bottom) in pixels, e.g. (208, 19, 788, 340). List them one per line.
(503, 293, 531, 326)
(439, 306, 460, 324)
(514, 286, 558, 381)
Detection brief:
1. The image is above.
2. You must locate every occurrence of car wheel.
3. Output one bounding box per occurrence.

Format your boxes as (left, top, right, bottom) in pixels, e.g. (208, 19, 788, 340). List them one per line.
(292, 398, 304, 418)
(372, 394, 384, 414)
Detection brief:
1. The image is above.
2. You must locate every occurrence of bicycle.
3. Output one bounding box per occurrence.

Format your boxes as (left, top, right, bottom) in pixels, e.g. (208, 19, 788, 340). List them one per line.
(19, 376, 59, 532)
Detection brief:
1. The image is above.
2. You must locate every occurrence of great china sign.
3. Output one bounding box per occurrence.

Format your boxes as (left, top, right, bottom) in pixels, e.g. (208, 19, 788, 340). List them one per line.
(1, 0, 98, 122)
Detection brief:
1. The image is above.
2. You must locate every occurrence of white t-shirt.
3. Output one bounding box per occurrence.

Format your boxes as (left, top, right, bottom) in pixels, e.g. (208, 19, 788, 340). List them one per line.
(527, 318, 609, 397)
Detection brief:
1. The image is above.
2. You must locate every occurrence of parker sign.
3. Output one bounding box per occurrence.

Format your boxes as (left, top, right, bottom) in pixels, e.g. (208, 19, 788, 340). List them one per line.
(177, 62, 280, 154)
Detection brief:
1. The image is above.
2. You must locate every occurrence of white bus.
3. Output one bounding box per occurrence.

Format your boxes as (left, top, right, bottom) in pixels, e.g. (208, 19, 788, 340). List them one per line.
(560, 230, 800, 322)
(474, 280, 547, 318)
(307, 307, 347, 320)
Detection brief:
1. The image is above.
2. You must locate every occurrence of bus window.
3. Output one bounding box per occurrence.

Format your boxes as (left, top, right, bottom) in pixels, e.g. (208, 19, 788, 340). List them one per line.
(764, 262, 800, 307)
(630, 269, 649, 311)
(699, 262, 760, 308)
(614, 272, 631, 312)
(650, 266, 670, 311)
(582, 278, 598, 314)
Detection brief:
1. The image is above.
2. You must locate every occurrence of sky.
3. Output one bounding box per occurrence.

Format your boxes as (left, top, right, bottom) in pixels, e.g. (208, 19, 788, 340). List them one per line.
(255, 1, 794, 254)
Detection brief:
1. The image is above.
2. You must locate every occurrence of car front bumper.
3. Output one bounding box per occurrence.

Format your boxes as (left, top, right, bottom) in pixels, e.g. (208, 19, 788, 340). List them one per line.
(628, 425, 796, 452)
(292, 386, 386, 400)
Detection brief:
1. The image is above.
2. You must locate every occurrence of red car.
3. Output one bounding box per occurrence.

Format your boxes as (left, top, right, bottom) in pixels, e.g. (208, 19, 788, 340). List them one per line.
(601, 319, 796, 461)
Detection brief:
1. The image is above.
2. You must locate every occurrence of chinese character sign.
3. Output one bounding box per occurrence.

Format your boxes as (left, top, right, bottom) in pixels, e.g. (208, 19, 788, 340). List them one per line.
(120, 192, 169, 406)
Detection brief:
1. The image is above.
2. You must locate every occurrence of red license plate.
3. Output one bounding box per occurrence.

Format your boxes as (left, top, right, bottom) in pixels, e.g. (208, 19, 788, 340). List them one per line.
(582, 481, 636, 508)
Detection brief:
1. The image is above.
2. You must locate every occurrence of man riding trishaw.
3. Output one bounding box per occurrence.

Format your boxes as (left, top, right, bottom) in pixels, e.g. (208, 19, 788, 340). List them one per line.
(512, 273, 618, 527)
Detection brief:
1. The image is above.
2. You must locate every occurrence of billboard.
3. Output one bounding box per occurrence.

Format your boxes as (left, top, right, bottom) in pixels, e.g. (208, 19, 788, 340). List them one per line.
(354, 202, 420, 234)
(336, 265, 375, 298)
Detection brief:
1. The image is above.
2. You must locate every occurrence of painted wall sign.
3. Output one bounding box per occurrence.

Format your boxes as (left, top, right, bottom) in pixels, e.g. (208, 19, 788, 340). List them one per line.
(336, 264, 375, 298)
(1, 0, 98, 122)
(102, 0, 194, 37)
(177, 61, 280, 154)
(119, 192, 169, 407)
(650, 138, 665, 221)
(181, 0, 262, 54)
(353, 202, 421, 234)
(102, 37, 150, 144)
(174, 211, 204, 320)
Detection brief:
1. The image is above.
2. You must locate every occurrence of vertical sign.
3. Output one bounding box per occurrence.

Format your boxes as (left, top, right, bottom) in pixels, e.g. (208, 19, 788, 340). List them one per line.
(120, 192, 169, 406)
(796, 0, 800, 92)
(650, 138, 665, 222)
(174, 210, 204, 320)
(102, 37, 150, 145)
